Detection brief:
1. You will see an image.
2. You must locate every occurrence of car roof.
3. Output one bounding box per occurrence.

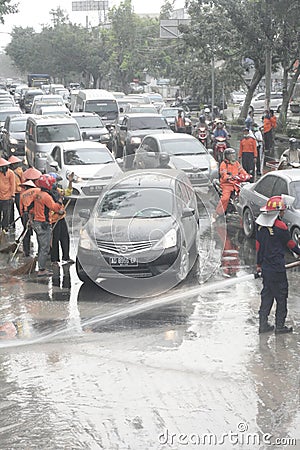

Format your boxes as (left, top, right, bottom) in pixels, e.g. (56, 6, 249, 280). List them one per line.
(124, 113, 163, 118)
(55, 141, 108, 151)
(264, 169, 300, 182)
(71, 112, 100, 117)
(7, 114, 27, 121)
(109, 169, 186, 189)
(142, 133, 197, 142)
(29, 115, 77, 125)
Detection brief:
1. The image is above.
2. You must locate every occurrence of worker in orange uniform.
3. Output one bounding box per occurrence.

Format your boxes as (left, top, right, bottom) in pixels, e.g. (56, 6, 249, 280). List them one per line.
(263, 110, 273, 153)
(0, 157, 15, 231)
(239, 128, 257, 182)
(175, 108, 186, 133)
(270, 109, 277, 152)
(213, 148, 248, 220)
(8, 155, 24, 226)
(19, 179, 41, 257)
(28, 174, 64, 277)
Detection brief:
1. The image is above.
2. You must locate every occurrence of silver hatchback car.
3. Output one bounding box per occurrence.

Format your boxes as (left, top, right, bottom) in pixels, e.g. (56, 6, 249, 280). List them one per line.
(237, 169, 300, 242)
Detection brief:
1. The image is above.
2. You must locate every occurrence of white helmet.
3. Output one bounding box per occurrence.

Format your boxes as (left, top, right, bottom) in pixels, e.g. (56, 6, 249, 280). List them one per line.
(204, 107, 210, 113)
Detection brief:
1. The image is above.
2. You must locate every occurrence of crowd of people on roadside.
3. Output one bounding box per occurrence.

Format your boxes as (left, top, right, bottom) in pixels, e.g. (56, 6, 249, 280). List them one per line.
(0, 156, 74, 277)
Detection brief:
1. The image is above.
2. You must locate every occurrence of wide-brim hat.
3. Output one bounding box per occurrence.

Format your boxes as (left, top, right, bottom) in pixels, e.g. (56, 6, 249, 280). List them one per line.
(23, 167, 42, 180)
(0, 157, 10, 167)
(8, 155, 22, 164)
(255, 211, 279, 227)
(20, 180, 36, 188)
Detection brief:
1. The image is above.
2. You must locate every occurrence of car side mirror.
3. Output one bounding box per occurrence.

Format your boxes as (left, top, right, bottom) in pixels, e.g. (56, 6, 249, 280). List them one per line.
(82, 131, 87, 140)
(147, 151, 157, 158)
(79, 209, 90, 219)
(208, 148, 214, 155)
(182, 207, 195, 218)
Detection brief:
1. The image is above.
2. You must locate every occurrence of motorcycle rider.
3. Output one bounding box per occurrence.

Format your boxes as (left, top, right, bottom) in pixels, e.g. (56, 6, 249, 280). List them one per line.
(175, 108, 186, 133)
(159, 153, 172, 169)
(239, 128, 257, 182)
(213, 148, 248, 221)
(277, 137, 300, 169)
(256, 195, 300, 334)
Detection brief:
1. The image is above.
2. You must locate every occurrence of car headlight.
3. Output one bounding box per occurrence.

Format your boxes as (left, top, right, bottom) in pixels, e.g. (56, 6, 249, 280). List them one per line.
(101, 133, 110, 140)
(10, 138, 18, 145)
(130, 137, 142, 145)
(154, 228, 177, 249)
(10, 147, 16, 153)
(79, 228, 97, 250)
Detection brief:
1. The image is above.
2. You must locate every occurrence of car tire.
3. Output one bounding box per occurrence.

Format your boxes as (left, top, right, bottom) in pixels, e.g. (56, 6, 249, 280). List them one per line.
(291, 226, 300, 245)
(176, 245, 190, 282)
(76, 258, 93, 284)
(249, 105, 254, 113)
(277, 104, 282, 113)
(243, 207, 255, 238)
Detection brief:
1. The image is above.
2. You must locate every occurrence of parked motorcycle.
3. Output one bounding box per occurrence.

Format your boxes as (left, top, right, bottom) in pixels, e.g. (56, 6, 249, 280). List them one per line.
(213, 173, 252, 215)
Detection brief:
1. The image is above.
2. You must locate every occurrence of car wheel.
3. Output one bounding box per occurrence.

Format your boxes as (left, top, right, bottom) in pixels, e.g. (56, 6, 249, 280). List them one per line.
(176, 246, 190, 282)
(243, 207, 255, 238)
(291, 226, 300, 245)
(249, 105, 254, 113)
(76, 258, 93, 284)
(277, 104, 282, 113)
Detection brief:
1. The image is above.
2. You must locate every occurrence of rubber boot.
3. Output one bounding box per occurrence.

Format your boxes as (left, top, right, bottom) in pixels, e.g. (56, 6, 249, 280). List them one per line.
(259, 317, 274, 334)
(275, 325, 293, 334)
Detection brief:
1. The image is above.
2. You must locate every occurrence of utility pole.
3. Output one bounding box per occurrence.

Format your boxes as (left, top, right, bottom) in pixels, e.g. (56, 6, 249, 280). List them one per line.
(265, 0, 272, 111)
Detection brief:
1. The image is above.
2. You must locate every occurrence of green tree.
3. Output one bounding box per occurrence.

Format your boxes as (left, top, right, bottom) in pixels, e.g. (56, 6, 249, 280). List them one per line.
(0, 0, 17, 24)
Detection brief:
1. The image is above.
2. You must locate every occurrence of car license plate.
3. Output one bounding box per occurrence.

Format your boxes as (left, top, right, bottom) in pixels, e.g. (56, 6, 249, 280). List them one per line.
(109, 256, 138, 266)
(189, 173, 201, 178)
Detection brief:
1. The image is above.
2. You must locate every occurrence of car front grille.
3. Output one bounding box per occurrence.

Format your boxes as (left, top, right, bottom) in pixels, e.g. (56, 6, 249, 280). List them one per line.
(95, 239, 158, 254)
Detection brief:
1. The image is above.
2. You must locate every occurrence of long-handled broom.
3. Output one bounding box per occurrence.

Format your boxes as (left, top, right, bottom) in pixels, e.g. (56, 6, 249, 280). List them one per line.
(9, 222, 37, 276)
(0, 220, 29, 254)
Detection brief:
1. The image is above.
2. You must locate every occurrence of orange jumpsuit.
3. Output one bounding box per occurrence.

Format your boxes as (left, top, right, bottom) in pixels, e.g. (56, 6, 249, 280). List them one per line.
(216, 160, 248, 216)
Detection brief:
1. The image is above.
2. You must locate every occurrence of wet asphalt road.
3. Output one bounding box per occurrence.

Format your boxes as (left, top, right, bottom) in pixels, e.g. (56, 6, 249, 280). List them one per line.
(0, 136, 299, 449)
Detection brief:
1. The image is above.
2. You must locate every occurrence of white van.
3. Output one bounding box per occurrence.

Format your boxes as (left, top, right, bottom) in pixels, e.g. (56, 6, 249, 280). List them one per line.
(25, 115, 82, 171)
(74, 89, 118, 127)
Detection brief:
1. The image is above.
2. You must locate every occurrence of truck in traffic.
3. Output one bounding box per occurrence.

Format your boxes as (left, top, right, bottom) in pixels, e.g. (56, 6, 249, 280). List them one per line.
(27, 74, 51, 88)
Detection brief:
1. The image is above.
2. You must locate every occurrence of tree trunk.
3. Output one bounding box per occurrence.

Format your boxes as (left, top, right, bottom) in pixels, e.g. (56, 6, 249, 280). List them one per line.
(238, 67, 265, 124)
(278, 64, 300, 131)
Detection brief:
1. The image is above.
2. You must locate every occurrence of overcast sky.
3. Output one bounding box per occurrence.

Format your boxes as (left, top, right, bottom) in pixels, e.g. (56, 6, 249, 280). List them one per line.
(0, 0, 185, 48)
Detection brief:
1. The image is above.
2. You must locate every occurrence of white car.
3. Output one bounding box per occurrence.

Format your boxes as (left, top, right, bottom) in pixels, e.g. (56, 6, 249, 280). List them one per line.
(230, 90, 246, 104)
(250, 92, 283, 113)
(46, 141, 123, 199)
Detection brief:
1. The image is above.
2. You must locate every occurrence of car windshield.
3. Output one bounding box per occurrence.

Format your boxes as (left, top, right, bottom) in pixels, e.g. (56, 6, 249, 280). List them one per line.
(129, 117, 168, 130)
(75, 116, 104, 128)
(64, 147, 113, 165)
(161, 139, 207, 155)
(289, 181, 300, 209)
(148, 95, 163, 102)
(85, 100, 118, 114)
(128, 106, 157, 113)
(9, 119, 27, 132)
(36, 124, 81, 143)
(97, 188, 173, 219)
(161, 109, 179, 118)
(0, 111, 20, 121)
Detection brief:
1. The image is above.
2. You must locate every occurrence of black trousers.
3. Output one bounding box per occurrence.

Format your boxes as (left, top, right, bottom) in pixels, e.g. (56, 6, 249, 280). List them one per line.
(51, 218, 70, 262)
(259, 270, 288, 328)
(22, 215, 32, 257)
(241, 152, 255, 182)
(0, 199, 11, 230)
(264, 130, 273, 152)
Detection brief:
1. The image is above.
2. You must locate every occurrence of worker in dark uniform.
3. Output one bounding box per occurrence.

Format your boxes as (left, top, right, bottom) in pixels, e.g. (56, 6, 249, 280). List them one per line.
(256, 195, 300, 334)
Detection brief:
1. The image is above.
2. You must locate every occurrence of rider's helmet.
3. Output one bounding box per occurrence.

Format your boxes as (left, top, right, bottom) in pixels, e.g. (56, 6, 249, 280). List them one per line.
(36, 174, 56, 190)
(49, 172, 63, 182)
(260, 195, 287, 212)
(204, 107, 210, 114)
(223, 148, 236, 162)
(216, 119, 224, 128)
(159, 153, 171, 168)
(289, 137, 297, 148)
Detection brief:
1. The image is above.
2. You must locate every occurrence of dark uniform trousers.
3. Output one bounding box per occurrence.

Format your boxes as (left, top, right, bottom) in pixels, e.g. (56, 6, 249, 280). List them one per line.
(259, 270, 288, 328)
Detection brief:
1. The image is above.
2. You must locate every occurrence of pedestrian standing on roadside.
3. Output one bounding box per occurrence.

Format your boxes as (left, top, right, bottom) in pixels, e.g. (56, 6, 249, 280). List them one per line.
(245, 110, 254, 131)
(256, 195, 300, 334)
(253, 123, 264, 176)
(270, 109, 277, 152)
(239, 128, 257, 181)
(0, 158, 15, 232)
(263, 110, 273, 153)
